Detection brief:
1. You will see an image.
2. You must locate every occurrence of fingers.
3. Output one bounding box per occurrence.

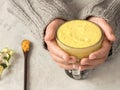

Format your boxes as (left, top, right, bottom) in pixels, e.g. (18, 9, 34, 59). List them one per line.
(45, 19, 65, 41)
(57, 62, 80, 70)
(47, 39, 78, 65)
(81, 58, 105, 66)
(89, 37, 111, 59)
(80, 65, 95, 71)
(45, 18, 115, 71)
(45, 19, 79, 70)
(89, 17, 116, 42)
(44, 19, 70, 63)
(45, 27, 56, 41)
(79, 36, 111, 71)
(47, 40, 70, 61)
(80, 57, 106, 71)
(50, 53, 76, 64)
(99, 19, 116, 42)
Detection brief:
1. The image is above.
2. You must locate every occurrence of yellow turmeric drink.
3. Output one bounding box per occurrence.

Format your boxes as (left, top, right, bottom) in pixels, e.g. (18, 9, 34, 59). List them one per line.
(56, 20, 103, 59)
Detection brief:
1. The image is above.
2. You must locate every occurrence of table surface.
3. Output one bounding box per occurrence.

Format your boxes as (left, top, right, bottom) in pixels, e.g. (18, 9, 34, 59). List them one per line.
(0, 0, 120, 90)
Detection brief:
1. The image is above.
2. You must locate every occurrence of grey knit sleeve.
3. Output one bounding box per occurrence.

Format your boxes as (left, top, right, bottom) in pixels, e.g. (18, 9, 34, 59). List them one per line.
(7, 0, 74, 42)
(78, 0, 120, 55)
(78, 0, 120, 29)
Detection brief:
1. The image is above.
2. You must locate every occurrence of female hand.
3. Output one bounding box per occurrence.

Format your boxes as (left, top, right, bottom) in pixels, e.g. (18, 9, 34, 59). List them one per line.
(80, 17, 116, 71)
(44, 19, 79, 70)
(45, 18, 116, 71)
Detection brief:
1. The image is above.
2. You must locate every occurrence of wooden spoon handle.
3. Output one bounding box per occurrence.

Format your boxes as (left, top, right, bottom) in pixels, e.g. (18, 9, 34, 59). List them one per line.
(24, 52, 28, 90)
(21, 40, 31, 90)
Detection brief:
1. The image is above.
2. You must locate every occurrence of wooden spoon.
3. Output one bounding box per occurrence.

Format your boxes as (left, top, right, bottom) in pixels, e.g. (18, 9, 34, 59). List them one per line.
(21, 40, 31, 90)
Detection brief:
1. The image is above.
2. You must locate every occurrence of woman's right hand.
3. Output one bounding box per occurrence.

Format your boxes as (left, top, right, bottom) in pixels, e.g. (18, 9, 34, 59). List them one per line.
(44, 19, 79, 70)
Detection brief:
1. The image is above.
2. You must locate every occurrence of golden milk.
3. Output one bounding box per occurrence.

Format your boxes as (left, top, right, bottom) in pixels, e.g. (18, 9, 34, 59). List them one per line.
(56, 20, 103, 59)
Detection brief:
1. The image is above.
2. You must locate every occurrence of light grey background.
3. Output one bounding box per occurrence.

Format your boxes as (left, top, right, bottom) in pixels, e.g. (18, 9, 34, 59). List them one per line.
(0, 0, 120, 90)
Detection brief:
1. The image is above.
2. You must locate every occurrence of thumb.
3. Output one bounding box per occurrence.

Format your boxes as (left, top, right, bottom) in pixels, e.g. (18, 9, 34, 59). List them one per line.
(45, 27, 56, 42)
(89, 17, 116, 42)
(99, 21, 116, 42)
(45, 19, 65, 42)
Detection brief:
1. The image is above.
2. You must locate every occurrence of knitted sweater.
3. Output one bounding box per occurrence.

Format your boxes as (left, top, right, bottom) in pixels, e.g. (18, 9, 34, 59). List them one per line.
(7, 0, 120, 55)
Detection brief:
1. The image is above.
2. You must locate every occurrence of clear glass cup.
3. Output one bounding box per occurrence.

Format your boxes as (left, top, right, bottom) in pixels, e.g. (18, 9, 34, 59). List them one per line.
(56, 20, 103, 80)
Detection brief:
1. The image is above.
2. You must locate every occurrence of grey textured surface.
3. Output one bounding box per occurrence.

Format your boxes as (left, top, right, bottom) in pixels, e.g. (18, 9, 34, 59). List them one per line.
(0, 0, 120, 90)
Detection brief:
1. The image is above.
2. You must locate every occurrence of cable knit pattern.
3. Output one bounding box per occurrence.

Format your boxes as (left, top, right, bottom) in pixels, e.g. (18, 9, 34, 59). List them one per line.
(7, 0, 120, 56)
(7, 0, 74, 42)
(78, 0, 120, 27)
(78, 0, 120, 55)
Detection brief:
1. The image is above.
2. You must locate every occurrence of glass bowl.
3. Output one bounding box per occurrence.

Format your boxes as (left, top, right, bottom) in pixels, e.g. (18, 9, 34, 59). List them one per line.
(56, 20, 103, 60)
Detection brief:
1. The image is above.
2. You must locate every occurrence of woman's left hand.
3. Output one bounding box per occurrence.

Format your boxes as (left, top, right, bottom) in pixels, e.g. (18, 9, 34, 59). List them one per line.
(79, 17, 116, 71)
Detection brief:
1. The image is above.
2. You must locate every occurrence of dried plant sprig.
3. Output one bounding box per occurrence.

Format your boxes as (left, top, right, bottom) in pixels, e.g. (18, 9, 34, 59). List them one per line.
(0, 47, 14, 76)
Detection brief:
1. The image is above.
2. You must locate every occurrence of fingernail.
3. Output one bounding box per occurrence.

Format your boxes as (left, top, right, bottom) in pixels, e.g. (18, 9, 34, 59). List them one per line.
(90, 55, 96, 59)
(69, 60, 76, 64)
(62, 55, 69, 60)
(80, 59, 87, 65)
(79, 67, 82, 71)
(62, 56, 66, 60)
